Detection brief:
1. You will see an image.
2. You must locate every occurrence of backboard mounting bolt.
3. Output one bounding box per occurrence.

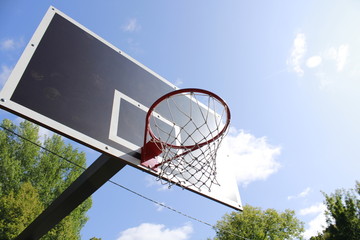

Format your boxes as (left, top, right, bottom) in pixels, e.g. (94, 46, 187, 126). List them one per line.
(105, 146, 109, 150)
(0, 98, 5, 102)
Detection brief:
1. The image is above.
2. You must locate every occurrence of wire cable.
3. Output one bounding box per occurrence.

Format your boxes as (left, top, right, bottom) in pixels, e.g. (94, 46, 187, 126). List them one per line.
(0, 124, 250, 240)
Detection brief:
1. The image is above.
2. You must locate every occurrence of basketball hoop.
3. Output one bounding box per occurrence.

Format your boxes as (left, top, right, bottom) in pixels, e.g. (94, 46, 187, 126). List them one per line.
(141, 88, 231, 191)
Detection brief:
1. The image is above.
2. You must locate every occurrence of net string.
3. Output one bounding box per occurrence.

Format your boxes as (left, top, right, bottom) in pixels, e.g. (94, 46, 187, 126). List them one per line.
(149, 91, 228, 191)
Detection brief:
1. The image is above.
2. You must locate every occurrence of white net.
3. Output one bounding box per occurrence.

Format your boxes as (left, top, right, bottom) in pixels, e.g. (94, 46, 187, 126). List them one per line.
(147, 90, 229, 192)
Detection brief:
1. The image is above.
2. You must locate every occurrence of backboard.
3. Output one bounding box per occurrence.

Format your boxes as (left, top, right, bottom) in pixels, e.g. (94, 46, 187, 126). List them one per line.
(0, 6, 242, 210)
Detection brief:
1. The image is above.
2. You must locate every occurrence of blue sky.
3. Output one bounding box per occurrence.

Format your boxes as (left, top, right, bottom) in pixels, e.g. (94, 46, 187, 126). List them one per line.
(1, 1, 360, 239)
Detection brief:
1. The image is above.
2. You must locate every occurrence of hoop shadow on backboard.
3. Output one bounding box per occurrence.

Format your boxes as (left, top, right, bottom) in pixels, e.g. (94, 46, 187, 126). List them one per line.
(0, 6, 242, 240)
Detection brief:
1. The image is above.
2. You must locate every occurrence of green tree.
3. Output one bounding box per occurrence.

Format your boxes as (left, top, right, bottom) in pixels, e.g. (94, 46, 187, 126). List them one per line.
(311, 181, 360, 240)
(212, 204, 304, 240)
(0, 182, 44, 239)
(0, 119, 92, 239)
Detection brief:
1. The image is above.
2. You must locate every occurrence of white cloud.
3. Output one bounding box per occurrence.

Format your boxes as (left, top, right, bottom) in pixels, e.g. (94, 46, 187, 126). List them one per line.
(217, 128, 281, 186)
(0, 38, 24, 51)
(287, 187, 311, 200)
(299, 203, 325, 216)
(288, 33, 307, 76)
(306, 56, 322, 68)
(145, 175, 172, 191)
(0, 65, 12, 87)
(336, 45, 349, 72)
(308, 44, 350, 89)
(155, 202, 166, 212)
(1, 39, 15, 50)
(116, 223, 193, 240)
(174, 78, 184, 87)
(304, 213, 327, 239)
(300, 203, 327, 239)
(287, 41, 351, 89)
(122, 18, 141, 32)
(325, 45, 349, 72)
(145, 128, 280, 192)
(299, 187, 311, 197)
(126, 38, 143, 55)
(287, 31, 351, 90)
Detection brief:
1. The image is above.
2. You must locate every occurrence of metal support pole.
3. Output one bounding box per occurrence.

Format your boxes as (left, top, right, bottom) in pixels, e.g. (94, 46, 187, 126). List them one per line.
(15, 153, 127, 240)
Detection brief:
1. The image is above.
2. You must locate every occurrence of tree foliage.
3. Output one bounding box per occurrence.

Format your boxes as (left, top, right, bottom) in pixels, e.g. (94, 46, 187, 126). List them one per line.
(311, 181, 360, 240)
(0, 119, 92, 239)
(0, 182, 44, 239)
(212, 204, 304, 240)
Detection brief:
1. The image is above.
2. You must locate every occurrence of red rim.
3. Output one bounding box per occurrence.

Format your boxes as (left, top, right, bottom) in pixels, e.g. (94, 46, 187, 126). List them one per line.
(143, 88, 231, 151)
